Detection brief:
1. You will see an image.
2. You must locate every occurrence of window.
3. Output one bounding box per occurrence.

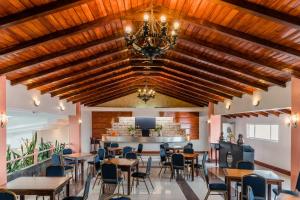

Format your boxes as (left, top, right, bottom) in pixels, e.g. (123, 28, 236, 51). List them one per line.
(246, 124, 279, 141)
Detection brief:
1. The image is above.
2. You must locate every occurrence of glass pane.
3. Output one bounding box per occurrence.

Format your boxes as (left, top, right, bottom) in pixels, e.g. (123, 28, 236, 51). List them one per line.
(247, 124, 255, 138)
(270, 125, 279, 141)
(255, 125, 270, 140)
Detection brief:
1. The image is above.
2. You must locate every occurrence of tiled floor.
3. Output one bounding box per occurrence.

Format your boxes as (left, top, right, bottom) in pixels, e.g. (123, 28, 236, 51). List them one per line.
(23, 155, 291, 200)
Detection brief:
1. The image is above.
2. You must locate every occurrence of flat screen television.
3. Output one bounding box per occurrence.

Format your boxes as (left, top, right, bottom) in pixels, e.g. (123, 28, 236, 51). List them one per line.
(135, 117, 156, 137)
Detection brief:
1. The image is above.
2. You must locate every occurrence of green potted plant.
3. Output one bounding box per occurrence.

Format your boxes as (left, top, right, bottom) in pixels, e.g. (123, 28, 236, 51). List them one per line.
(155, 125, 163, 136)
(128, 126, 136, 136)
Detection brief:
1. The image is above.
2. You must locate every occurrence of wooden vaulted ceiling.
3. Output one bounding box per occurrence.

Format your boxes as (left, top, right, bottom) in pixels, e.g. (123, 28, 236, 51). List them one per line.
(0, 0, 300, 107)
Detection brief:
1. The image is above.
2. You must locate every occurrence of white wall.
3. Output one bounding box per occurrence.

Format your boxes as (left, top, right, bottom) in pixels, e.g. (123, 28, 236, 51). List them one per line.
(227, 114, 291, 171)
(214, 82, 291, 115)
(81, 110, 92, 153)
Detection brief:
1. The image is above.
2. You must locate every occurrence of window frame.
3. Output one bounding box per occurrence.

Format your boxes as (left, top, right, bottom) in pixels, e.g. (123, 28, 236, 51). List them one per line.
(246, 123, 279, 142)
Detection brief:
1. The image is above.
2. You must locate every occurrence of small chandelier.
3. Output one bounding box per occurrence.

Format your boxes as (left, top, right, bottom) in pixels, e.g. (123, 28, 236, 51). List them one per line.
(124, 5, 179, 61)
(137, 81, 156, 103)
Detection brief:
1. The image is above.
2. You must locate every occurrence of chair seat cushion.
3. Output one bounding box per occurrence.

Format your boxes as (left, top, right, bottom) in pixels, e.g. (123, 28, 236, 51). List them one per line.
(272, 188, 298, 196)
(63, 197, 83, 200)
(209, 183, 227, 191)
(132, 172, 147, 178)
(64, 165, 74, 170)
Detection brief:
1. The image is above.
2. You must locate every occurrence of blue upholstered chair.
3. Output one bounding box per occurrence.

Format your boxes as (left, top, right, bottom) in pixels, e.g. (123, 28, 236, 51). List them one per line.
(136, 144, 144, 165)
(110, 143, 119, 148)
(0, 191, 17, 200)
(203, 158, 227, 200)
(170, 153, 186, 180)
(131, 157, 154, 194)
(63, 174, 92, 200)
(241, 174, 266, 200)
(248, 186, 255, 200)
(235, 161, 255, 197)
(100, 163, 124, 195)
(98, 148, 106, 160)
(183, 148, 194, 154)
(125, 152, 137, 159)
(159, 148, 171, 175)
(63, 148, 76, 165)
(51, 154, 62, 165)
(273, 171, 300, 199)
(87, 154, 101, 175)
(46, 165, 65, 177)
(122, 146, 133, 158)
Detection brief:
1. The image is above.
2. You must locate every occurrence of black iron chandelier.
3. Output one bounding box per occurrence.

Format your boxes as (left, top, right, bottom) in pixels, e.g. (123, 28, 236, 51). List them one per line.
(137, 81, 155, 103)
(124, 5, 179, 61)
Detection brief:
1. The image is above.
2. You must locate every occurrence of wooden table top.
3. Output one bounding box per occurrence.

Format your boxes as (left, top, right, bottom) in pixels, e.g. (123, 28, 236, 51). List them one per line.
(107, 147, 123, 152)
(105, 158, 138, 167)
(63, 152, 93, 159)
(4, 177, 71, 191)
(278, 194, 300, 200)
(223, 169, 284, 182)
(182, 153, 199, 159)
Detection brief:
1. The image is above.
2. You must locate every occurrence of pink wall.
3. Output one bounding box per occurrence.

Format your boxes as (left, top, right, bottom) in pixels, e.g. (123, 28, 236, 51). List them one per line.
(69, 103, 81, 153)
(0, 76, 7, 185)
(291, 77, 300, 188)
(210, 115, 221, 143)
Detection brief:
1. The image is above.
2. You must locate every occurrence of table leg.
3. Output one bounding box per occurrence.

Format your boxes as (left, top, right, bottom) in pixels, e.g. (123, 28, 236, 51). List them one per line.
(191, 158, 195, 181)
(210, 147, 213, 161)
(127, 167, 131, 195)
(75, 158, 78, 182)
(66, 180, 70, 197)
(81, 160, 85, 179)
(268, 184, 271, 200)
(226, 177, 231, 200)
(20, 195, 25, 200)
(215, 150, 218, 166)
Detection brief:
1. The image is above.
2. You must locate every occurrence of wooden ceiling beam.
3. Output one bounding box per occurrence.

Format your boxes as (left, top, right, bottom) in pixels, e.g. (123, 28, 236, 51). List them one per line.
(27, 56, 130, 90)
(148, 77, 220, 103)
(171, 48, 286, 87)
(164, 56, 269, 91)
(0, 34, 124, 75)
(179, 38, 300, 78)
(63, 77, 139, 101)
(0, 0, 94, 29)
(278, 108, 292, 115)
(248, 112, 259, 117)
(54, 73, 138, 97)
(43, 67, 133, 95)
(213, 0, 300, 30)
(10, 48, 128, 85)
(154, 76, 226, 101)
(267, 110, 281, 117)
(258, 111, 269, 117)
(157, 74, 233, 99)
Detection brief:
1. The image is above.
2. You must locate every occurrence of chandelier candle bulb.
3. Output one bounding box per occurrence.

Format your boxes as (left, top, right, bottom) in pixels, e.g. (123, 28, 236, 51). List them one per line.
(144, 13, 149, 22)
(160, 15, 166, 23)
(173, 21, 180, 30)
(125, 26, 132, 34)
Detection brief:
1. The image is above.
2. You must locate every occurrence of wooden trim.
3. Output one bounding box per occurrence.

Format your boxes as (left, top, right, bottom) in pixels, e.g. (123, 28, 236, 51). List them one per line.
(254, 160, 290, 176)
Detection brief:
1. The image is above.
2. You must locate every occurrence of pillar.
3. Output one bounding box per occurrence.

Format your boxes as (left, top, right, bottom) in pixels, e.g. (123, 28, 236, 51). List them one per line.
(0, 76, 7, 185)
(291, 77, 300, 188)
(69, 103, 81, 153)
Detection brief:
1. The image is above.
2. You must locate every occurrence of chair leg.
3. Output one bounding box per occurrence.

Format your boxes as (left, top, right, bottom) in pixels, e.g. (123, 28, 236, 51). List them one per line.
(148, 177, 154, 189)
(93, 173, 99, 189)
(159, 166, 163, 175)
(204, 190, 210, 200)
(144, 178, 150, 194)
(122, 181, 124, 195)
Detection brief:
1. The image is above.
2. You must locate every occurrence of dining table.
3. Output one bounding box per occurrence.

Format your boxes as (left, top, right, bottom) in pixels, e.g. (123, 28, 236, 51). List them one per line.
(106, 158, 139, 195)
(182, 152, 199, 181)
(223, 168, 284, 200)
(63, 152, 93, 182)
(107, 147, 123, 156)
(3, 176, 71, 200)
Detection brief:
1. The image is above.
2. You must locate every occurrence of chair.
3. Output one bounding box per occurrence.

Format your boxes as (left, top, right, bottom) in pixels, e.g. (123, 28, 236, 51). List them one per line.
(100, 163, 124, 195)
(46, 166, 65, 177)
(87, 154, 101, 175)
(170, 153, 186, 180)
(136, 144, 144, 165)
(235, 161, 255, 197)
(0, 191, 17, 200)
(125, 152, 137, 159)
(122, 146, 133, 158)
(203, 161, 227, 200)
(158, 148, 171, 175)
(184, 142, 193, 149)
(63, 174, 92, 200)
(110, 143, 119, 148)
(98, 148, 106, 160)
(241, 174, 266, 200)
(183, 148, 194, 154)
(63, 148, 76, 165)
(51, 154, 62, 165)
(248, 186, 255, 200)
(273, 171, 300, 199)
(131, 157, 154, 194)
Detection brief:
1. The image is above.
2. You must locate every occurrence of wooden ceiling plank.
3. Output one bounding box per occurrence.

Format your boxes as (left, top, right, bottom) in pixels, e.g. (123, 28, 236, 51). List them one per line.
(10, 48, 127, 85)
(0, 34, 124, 75)
(0, 0, 94, 29)
(258, 111, 269, 117)
(179, 38, 300, 78)
(26, 56, 129, 89)
(213, 0, 300, 29)
(164, 56, 269, 91)
(171, 48, 286, 87)
(278, 108, 292, 115)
